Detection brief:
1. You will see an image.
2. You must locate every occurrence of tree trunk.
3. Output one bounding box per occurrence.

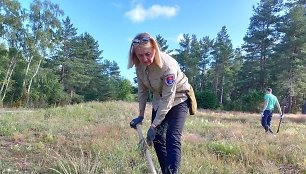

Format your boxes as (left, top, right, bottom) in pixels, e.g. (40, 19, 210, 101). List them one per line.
(1, 60, 17, 101)
(200, 64, 205, 92)
(288, 54, 295, 112)
(259, 53, 266, 90)
(0, 57, 14, 95)
(60, 64, 65, 83)
(22, 55, 33, 89)
(215, 69, 219, 95)
(27, 57, 43, 103)
(302, 101, 306, 114)
(220, 75, 224, 105)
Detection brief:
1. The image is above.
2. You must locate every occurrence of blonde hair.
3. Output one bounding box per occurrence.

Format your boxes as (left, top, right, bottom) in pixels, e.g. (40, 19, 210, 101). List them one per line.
(128, 32, 163, 69)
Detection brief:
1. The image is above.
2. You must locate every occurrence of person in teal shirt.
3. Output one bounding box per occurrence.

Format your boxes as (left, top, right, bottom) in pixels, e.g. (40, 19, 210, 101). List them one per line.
(260, 88, 282, 133)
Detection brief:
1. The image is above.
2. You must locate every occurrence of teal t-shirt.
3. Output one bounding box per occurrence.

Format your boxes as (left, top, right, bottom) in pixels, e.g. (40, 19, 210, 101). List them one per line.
(264, 93, 278, 110)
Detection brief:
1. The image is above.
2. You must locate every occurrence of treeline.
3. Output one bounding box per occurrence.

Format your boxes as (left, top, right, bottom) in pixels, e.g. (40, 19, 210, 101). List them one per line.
(157, 0, 306, 113)
(0, 0, 305, 113)
(0, 0, 135, 108)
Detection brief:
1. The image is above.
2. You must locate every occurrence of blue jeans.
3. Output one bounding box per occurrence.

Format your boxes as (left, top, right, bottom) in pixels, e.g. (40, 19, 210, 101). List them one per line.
(261, 110, 273, 132)
(151, 100, 189, 174)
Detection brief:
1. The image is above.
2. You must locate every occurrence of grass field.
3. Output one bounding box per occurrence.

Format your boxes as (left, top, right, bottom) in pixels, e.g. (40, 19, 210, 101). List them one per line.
(0, 101, 305, 174)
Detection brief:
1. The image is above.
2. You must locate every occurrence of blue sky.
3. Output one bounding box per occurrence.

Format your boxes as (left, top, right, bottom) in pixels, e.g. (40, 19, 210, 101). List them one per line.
(20, 0, 260, 83)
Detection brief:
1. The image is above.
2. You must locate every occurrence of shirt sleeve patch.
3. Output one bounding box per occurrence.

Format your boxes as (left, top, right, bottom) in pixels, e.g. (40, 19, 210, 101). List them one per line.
(164, 74, 175, 86)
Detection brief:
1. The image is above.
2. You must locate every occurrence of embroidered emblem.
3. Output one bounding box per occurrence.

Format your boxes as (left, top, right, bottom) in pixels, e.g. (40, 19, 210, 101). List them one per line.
(165, 74, 175, 86)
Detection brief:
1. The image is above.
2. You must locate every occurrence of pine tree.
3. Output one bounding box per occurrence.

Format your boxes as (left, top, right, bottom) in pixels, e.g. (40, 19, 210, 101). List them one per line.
(189, 35, 202, 88)
(57, 16, 78, 84)
(155, 34, 172, 53)
(242, 0, 282, 90)
(211, 26, 234, 105)
(64, 33, 102, 100)
(273, 2, 306, 112)
(175, 34, 201, 86)
(175, 34, 191, 73)
(198, 36, 213, 92)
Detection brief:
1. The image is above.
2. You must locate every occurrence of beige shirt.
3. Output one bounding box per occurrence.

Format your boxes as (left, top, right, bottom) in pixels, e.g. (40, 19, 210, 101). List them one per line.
(136, 52, 190, 126)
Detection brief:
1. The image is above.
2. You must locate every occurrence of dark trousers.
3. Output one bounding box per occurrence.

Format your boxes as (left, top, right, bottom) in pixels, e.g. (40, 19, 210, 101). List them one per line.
(151, 100, 189, 174)
(261, 110, 273, 132)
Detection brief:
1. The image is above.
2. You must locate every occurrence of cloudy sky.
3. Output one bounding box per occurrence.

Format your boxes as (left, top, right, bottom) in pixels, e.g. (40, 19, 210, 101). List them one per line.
(20, 0, 260, 83)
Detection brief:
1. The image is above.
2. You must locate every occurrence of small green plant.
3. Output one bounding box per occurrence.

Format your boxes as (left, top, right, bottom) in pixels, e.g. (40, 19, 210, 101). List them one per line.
(207, 141, 238, 157)
(0, 118, 17, 136)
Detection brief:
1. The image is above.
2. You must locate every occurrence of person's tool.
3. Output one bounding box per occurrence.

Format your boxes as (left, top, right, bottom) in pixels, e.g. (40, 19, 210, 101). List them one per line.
(277, 106, 286, 133)
(276, 113, 283, 133)
(135, 124, 157, 174)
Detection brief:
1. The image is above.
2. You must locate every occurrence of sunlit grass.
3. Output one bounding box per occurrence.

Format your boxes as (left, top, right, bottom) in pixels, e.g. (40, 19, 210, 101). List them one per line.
(0, 101, 305, 173)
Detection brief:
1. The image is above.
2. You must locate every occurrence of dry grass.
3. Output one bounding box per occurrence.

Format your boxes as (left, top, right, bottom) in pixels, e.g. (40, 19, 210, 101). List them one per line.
(0, 101, 305, 173)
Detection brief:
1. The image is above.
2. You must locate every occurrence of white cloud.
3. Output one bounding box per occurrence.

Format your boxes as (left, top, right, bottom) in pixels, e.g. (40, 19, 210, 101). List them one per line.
(125, 4, 179, 23)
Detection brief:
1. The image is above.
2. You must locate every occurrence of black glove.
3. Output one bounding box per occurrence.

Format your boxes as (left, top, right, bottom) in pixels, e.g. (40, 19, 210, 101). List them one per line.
(146, 127, 156, 146)
(130, 116, 144, 129)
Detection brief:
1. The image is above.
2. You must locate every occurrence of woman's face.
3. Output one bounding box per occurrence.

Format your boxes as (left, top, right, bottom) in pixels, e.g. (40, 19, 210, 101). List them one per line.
(135, 46, 155, 66)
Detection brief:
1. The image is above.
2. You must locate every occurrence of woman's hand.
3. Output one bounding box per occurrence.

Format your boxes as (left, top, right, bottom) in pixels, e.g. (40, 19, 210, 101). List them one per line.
(130, 116, 144, 129)
(146, 124, 157, 146)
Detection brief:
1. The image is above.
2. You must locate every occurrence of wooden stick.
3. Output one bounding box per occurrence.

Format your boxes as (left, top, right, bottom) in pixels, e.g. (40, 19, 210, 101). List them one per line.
(136, 125, 157, 174)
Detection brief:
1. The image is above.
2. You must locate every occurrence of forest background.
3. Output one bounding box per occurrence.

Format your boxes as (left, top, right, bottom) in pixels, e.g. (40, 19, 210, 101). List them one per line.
(0, 0, 305, 113)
